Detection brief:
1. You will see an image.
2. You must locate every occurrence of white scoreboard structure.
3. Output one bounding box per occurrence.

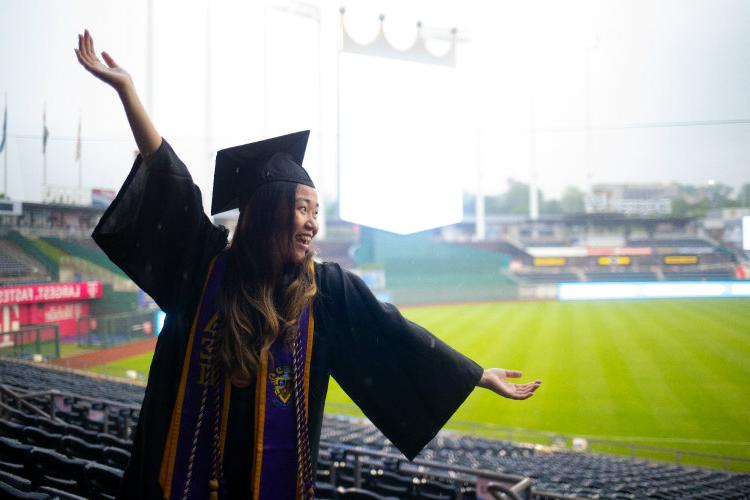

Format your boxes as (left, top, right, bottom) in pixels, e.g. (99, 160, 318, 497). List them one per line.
(337, 14, 469, 235)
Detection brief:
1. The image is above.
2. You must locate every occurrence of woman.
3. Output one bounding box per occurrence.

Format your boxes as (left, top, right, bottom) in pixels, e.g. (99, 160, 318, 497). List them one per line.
(75, 29, 541, 500)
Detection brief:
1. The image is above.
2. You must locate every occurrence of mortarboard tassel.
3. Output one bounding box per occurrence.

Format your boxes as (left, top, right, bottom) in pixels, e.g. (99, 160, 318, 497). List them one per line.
(209, 478, 219, 500)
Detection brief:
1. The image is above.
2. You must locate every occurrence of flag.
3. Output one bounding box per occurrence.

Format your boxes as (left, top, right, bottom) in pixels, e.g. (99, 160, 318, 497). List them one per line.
(75, 115, 81, 161)
(0, 102, 6, 153)
(42, 105, 49, 154)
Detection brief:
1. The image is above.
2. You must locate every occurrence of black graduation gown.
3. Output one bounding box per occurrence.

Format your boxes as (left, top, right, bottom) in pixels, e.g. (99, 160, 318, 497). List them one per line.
(92, 139, 484, 500)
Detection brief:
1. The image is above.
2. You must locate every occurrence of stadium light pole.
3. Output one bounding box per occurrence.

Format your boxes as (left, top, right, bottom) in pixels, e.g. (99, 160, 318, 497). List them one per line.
(526, 29, 539, 223)
(145, 0, 153, 115)
(584, 35, 599, 197)
(528, 82, 539, 222)
(3, 93, 7, 198)
(204, 0, 213, 219)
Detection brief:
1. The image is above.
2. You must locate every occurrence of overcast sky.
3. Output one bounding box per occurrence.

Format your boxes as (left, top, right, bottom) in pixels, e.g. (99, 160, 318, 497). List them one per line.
(1, 0, 748, 209)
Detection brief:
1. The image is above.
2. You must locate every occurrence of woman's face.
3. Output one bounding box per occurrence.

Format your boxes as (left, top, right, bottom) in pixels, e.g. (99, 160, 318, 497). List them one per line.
(289, 184, 319, 264)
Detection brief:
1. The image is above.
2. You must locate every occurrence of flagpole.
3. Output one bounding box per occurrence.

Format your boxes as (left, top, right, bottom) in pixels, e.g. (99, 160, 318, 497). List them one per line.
(43, 102, 47, 187)
(77, 111, 82, 204)
(3, 93, 7, 198)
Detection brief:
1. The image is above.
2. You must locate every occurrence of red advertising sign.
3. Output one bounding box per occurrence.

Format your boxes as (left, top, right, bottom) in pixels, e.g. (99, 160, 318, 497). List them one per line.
(1, 304, 20, 334)
(0, 281, 102, 305)
(2, 302, 92, 336)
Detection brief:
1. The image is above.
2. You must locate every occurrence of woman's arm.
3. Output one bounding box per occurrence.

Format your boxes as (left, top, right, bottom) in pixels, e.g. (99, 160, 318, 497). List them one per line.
(74, 29, 161, 160)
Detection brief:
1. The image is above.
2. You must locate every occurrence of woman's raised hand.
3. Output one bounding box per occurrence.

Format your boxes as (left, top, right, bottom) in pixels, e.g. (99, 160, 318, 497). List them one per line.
(478, 368, 542, 400)
(74, 29, 161, 158)
(75, 29, 133, 93)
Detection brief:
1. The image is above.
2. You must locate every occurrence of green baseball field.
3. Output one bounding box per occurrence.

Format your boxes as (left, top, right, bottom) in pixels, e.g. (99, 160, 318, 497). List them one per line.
(89, 298, 750, 468)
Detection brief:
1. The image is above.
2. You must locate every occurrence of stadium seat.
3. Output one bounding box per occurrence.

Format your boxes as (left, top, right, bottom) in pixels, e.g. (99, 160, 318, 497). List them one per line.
(31, 416, 70, 436)
(97, 433, 132, 453)
(22, 427, 62, 450)
(36, 486, 88, 500)
(60, 435, 105, 462)
(84, 462, 124, 500)
(366, 470, 412, 497)
(0, 481, 51, 499)
(316, 466, 332, 484)
(82, 419, 105, 434)
(368, 481, 410, 497)
(64, 423, 100, 444)
(55, 409, 83, 427)
(0, 469, 33, 492)
(413, 480, 458, 499)
(314, 481, 337, 499)
(28, 447, 89, 497)
(459, 486, 478, 500)
(0, 437, 33, 474)
(336, 487, 398, 500)
(102, 446, 130, 470)
(0, 419, 26, 441)
(3, 405, 35, 426)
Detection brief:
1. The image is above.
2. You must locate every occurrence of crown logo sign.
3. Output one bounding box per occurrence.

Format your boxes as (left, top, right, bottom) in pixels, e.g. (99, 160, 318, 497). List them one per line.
(339, 8, 458, 67)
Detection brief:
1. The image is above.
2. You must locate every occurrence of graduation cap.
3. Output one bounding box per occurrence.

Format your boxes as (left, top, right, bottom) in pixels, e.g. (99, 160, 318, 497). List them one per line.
(211, 130, 314, 215)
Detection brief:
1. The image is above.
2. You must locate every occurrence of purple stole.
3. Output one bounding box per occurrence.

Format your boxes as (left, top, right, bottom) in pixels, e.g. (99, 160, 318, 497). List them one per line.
(159, 251, 315, 500)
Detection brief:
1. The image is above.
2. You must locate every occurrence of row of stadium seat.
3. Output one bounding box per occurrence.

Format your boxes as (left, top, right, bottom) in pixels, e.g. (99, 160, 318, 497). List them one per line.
(0, 435, 122, 499)
(0, 361, 144, 406)
(321, 416, 750, 499)
(2, 359, 749, 499)
(40, 237, 127, 278)
(3, 232, 59, 281)
(0, 254, 31, 278)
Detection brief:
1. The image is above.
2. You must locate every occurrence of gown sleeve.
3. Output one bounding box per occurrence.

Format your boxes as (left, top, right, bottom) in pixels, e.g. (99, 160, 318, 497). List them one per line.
(92, 138, 228, 314)
(317, 262, 484, 460)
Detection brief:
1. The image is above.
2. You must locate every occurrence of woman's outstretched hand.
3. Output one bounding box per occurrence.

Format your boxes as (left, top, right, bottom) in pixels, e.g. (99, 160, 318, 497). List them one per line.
(75, 29, 133, 93)
(478, 368, 541, 400)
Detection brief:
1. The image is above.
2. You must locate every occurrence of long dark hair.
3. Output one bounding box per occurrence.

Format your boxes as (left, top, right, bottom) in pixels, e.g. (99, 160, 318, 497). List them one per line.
(217, 182, 317, 386)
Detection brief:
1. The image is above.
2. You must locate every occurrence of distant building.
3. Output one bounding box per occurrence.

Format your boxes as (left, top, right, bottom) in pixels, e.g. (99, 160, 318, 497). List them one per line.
(586, 184, 676, 215)
(0, 201, 104, 238)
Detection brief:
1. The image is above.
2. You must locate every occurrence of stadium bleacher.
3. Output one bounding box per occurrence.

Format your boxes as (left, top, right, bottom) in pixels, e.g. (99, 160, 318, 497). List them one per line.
(0, 254, 30, 278)
(512, 272, 580, 284)
(3, 232, 58, 282)
(505, 232, 742, 286)
(1, 359, 749, 499)
(627, 238, 715, 248)
(585, 272, 658, 282)
(316, 240, 358, 270)
(0, 237, 52, 285)
(662, 270, 737, 281)
(40, 237, 127, 278)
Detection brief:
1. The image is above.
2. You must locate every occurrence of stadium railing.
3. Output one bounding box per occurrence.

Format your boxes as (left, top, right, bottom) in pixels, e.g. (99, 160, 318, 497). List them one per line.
(71, 310, 157, 349)
(1, 324, 61, 360)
